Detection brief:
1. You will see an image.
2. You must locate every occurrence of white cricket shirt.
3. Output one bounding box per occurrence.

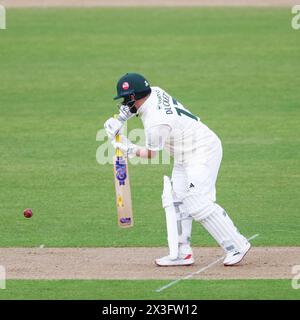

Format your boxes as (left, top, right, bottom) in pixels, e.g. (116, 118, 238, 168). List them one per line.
(138, 86, 221, 164)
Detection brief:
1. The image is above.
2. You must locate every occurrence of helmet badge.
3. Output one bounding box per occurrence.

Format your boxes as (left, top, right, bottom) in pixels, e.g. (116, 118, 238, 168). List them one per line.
(122, 82, 130, 90)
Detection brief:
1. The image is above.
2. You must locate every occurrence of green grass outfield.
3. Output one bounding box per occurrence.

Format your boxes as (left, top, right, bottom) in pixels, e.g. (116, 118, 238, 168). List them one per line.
(0, 280, 299, 300)
(0, 8, 299, 299)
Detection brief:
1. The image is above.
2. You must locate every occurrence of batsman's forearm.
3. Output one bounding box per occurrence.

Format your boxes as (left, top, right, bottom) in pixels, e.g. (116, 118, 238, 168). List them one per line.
(136, 148, 156, 159)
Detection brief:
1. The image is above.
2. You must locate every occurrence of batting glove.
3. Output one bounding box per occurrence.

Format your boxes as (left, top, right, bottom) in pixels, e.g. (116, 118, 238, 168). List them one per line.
(104, 117, 123, 139)
(117, 104, 135, 123)
(111, 135, 139, 158)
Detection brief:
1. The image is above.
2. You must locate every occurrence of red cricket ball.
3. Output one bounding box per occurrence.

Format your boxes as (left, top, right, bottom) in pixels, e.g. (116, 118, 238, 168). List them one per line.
(23, 208, 33, 218)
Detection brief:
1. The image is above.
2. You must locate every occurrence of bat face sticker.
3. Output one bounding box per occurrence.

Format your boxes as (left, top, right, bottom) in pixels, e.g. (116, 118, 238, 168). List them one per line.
(115, 157, 127, 186)
(120, 217, 132, 225)
(117, 196, 124, 207)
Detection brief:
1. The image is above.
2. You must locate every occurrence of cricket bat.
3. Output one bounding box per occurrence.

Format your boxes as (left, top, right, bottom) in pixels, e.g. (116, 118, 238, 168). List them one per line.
(113, 127, 134, 228)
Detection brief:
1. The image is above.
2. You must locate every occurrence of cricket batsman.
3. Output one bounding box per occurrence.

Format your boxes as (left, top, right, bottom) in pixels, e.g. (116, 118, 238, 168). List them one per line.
(104, 73, 251, 266)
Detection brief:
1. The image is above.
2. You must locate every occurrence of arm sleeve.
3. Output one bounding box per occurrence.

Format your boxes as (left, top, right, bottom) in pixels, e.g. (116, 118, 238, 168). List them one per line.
(145, 124, 171, 151)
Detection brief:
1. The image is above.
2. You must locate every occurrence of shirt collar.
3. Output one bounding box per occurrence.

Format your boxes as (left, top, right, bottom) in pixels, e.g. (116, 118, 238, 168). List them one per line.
(137, 89, 153, 116)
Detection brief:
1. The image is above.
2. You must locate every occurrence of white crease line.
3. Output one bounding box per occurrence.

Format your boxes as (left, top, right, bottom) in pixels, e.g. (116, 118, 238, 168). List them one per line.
(246, 234, 259, 242)
(155, 233, 259, 293)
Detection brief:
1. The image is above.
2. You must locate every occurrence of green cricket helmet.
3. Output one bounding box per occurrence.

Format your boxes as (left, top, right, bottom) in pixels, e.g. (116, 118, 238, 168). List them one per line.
(114, 73, 151, 101)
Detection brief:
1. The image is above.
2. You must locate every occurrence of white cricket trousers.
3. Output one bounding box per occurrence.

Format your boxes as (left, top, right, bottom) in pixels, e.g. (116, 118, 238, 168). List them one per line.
(171, 136, 248, 254)
(172, 138, 222, 202)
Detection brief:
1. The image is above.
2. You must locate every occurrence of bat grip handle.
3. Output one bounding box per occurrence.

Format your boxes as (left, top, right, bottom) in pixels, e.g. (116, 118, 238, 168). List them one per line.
(114, 114, 122, 155)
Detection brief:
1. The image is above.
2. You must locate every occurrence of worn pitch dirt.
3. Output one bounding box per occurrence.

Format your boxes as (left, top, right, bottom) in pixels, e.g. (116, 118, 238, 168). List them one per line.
(0, 247, 299, 280)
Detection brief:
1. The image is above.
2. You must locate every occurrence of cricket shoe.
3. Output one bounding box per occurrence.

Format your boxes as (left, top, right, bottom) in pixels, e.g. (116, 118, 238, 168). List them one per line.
(223, 242, 251, 266)
(155, 254, 194, 267)
(155, 245, 194, 267)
